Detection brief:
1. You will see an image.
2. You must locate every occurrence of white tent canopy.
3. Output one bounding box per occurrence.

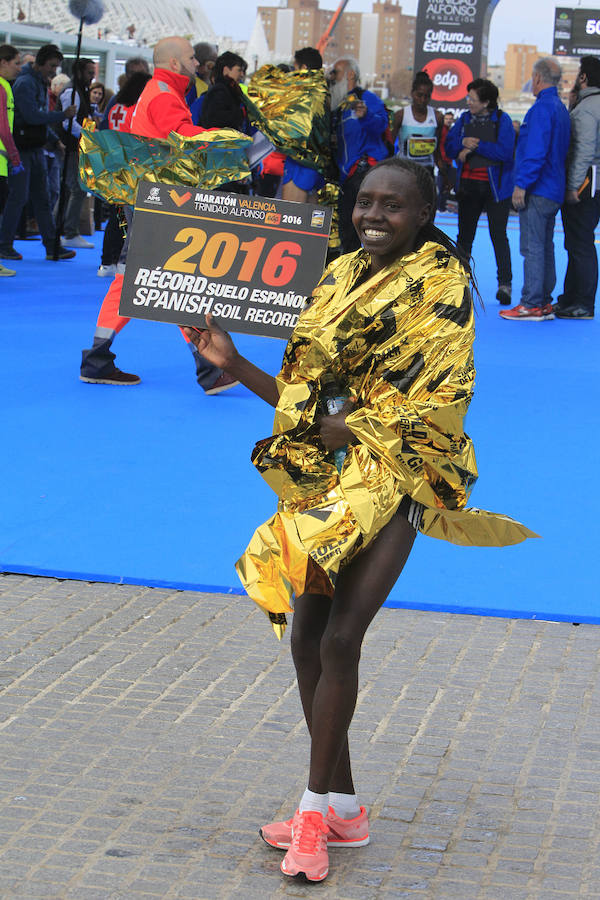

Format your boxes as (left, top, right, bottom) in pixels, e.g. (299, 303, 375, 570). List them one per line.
(0, 0, 216, 46)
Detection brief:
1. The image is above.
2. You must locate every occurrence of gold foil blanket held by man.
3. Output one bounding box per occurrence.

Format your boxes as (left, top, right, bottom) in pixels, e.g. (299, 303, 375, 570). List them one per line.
(235, 242, 539, 638)
(243, 65, 333, 178)
(78, 124, 252, 205)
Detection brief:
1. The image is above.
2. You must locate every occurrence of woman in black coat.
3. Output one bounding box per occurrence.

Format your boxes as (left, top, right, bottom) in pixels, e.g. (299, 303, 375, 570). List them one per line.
(200, 51, 248, 132)
(200, 52, 250, 194)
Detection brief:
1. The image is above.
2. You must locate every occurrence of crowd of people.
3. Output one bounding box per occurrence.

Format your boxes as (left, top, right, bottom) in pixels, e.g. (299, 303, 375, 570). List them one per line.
(397, 58, 597, 321)
(0, 41, 598, 321)
(0, 46, 151, 273)
(0, 33, 566, 887)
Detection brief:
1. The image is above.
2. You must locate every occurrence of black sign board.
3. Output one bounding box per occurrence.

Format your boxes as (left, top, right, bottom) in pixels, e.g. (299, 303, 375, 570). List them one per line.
(554, 7, 600, 57)
(120, 181, 332, 339)
(414, 0, 500, 113)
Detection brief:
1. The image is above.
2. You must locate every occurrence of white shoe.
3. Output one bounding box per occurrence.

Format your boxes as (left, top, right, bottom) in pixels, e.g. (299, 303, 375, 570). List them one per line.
(97, 264, 117, 277)
(61, 235, 94, 249)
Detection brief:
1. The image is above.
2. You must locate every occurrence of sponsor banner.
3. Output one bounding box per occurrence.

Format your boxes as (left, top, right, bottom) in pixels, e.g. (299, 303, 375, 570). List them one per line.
(414, 0, 499, 111)
(554, 7, 600, 57)
(120, 181, 332, 340)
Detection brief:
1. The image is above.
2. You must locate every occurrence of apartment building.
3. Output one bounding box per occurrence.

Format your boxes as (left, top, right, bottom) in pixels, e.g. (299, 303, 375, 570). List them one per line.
(257, 0, 415, 95)
(504, 44, 543, 93)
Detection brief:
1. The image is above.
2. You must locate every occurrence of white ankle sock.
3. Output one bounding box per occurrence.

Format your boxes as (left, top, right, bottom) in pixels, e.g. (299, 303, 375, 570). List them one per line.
(299, 789, 329, 817)
(329, 791, 361, 820)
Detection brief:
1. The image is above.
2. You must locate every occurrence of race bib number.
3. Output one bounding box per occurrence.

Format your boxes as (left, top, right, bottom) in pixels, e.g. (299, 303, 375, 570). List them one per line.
(407, 135, 437, 158)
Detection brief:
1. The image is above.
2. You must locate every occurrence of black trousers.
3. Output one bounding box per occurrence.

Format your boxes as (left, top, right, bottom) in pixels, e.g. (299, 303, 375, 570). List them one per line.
(100, 206, 124, 266)
(457, 178, 512, 286)
(559, 194, 600, 315)
(255, 173, 281, 198)
(0, 175, 7, 214)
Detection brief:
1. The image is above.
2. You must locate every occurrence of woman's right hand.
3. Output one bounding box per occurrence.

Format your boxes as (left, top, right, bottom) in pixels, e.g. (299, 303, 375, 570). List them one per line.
(183, 314, 238, 371)
(185, 315, 279, 407)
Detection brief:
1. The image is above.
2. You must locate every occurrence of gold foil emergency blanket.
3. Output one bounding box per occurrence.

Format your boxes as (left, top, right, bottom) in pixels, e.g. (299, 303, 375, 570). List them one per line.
(78, 124, 253, 205)
(235, 242, 538, 637)
(316, 182, 341, 252)
(243, 65, 334, 178)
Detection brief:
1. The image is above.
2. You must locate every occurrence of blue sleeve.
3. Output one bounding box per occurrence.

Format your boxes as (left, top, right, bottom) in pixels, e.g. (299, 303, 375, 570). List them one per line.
(14, 77, 63, 126)
(189, 94, 204, 126)
(361, 90, 388, 138)
(476, 113, 515, 163)
(341, 92, 387, 149)
(514, 104, 552, 190)
(444, 115, 466, 160)
(185, 84, 197, 107)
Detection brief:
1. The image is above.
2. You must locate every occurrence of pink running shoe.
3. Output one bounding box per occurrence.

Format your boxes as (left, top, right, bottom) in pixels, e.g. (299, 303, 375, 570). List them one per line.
(261, 805, 369, 849)
(326, 806, 370, 847)
(280, 810, 329, 882)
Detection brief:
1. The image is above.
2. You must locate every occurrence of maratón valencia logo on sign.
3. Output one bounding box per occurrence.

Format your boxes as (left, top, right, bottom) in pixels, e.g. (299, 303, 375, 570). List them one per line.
(169, 189, 192, 208)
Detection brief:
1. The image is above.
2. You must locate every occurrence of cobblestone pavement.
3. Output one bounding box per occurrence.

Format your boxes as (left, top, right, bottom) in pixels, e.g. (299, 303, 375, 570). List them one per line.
(1, 573, 600, 900)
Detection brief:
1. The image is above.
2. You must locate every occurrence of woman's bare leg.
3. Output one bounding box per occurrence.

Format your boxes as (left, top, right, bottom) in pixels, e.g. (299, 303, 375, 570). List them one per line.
(306, 512, 417, 793)
(290, 593, 355, 793)
(281, 181, 308, 204)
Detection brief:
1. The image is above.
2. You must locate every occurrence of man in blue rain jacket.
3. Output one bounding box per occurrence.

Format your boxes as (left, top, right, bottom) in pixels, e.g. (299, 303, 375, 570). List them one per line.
(500, 58, 570, 321)
(330, 57, 389, 253)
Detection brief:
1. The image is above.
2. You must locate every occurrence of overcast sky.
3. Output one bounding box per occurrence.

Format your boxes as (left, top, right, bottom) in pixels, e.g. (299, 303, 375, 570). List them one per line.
(204, 0, 600, 66)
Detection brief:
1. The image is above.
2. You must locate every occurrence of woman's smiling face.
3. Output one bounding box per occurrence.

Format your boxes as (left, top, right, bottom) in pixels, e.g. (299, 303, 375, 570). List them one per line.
(352, 166, 431, 272)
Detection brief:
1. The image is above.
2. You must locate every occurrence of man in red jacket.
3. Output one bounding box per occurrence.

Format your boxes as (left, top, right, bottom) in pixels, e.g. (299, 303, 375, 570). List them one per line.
(80, 37, 238, 394)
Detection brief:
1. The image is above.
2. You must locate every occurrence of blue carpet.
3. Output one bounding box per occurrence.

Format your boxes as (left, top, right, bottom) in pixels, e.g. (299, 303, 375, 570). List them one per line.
(1, 215, 597, 622)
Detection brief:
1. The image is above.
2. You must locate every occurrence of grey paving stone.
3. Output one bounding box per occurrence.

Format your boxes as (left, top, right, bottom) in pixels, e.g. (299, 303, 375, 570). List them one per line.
(0, 574, 599, 899)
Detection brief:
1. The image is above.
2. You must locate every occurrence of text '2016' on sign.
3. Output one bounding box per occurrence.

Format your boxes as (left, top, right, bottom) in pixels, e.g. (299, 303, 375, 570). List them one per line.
(120, 181, 332, 340)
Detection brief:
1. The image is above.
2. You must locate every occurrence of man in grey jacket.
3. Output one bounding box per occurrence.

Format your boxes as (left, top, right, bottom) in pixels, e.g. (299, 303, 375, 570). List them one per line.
(556, 56, 600, 319)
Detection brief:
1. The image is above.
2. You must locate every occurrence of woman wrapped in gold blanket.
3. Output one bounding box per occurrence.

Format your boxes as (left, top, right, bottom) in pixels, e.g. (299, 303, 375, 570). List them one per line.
(184, 158, 536, 885)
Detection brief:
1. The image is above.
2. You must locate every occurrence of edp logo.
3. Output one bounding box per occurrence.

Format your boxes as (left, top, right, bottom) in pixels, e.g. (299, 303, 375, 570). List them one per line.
(433, 71, 459, 90)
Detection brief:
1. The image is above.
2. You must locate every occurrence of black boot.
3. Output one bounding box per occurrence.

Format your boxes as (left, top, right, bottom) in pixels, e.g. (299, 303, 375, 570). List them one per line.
(80, 337, 140, 385)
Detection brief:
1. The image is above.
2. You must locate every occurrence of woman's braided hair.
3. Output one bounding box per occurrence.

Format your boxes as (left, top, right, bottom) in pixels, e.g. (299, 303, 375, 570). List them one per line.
(364, 157, 473, 279)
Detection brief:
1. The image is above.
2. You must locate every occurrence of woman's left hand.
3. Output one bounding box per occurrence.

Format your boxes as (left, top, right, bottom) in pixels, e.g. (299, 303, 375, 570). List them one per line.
(318, 400, 356, 451)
